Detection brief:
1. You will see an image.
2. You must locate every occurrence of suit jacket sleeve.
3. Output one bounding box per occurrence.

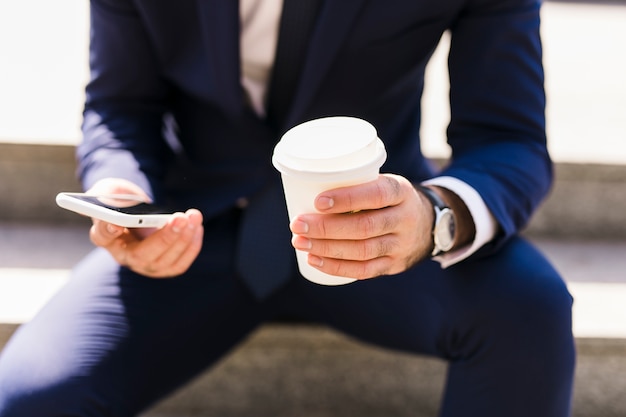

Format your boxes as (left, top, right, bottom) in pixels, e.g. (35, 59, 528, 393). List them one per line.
(441, 0, 551, 248)
(77, 0, 173, 201)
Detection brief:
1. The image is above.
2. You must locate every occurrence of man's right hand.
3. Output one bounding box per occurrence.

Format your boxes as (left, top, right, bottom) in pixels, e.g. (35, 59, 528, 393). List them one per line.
(86, 178, 204, 278)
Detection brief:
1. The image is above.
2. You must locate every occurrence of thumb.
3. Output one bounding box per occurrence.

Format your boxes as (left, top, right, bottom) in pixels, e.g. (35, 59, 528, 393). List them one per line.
(90, 220, 124, 247)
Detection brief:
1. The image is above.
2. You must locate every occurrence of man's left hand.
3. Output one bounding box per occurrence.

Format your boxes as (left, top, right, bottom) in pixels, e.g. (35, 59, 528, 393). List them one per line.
(289, 174, 434, 279)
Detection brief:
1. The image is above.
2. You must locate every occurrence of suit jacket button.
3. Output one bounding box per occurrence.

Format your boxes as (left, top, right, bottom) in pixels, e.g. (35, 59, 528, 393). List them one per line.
(236, 197, 249, 208)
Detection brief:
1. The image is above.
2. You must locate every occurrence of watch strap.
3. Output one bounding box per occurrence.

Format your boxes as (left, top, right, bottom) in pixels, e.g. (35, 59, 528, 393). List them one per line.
(415, 185, 448, 212)
(416, 185, 452, 256)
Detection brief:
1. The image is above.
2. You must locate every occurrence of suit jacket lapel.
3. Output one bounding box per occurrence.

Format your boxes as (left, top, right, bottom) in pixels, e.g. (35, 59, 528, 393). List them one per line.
(195, 0, 241, 114)
(193, 0, 368, 125)
(285, 0, 368, 128)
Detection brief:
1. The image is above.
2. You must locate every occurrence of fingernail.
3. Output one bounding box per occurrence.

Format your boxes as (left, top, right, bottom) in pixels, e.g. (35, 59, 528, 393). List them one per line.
(106, 224, 119, 234)
(308, 254, 324, 268)
(316, 196, 334, 210)
(291, 219, 309, 234)
(172, 217, 187, 233)
(292, 235, 312, 250)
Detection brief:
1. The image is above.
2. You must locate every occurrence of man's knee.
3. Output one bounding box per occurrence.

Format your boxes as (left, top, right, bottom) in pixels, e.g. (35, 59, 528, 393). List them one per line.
(445, 237, 575, 356)
(492, 239, 573, 338)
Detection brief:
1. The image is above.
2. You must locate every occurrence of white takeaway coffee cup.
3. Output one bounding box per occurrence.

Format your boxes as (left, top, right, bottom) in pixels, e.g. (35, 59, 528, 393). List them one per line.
(272, 116, 387, 286)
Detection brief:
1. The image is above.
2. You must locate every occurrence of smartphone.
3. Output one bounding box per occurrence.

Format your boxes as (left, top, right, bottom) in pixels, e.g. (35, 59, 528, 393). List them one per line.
(56, 192, 173, 228)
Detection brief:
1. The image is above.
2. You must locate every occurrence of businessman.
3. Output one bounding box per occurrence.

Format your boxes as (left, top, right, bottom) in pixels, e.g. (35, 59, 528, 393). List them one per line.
(0, 0, 575, 416)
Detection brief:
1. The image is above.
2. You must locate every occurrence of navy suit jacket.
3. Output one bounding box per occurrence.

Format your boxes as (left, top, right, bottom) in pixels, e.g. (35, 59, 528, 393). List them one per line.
(78, 0, 552, 255)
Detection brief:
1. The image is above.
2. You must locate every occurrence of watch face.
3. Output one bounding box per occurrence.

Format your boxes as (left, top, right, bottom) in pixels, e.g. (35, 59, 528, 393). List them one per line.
(434, 208, 455, 252)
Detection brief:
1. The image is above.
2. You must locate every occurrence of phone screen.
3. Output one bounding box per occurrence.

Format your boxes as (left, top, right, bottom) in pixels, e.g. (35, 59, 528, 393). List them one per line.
(69, 195, 171, 215)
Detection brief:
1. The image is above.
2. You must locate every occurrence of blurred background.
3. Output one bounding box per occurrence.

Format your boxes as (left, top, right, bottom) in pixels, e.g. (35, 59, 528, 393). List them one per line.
(0, 1, 625, 416)
(1, 1, 624, 160)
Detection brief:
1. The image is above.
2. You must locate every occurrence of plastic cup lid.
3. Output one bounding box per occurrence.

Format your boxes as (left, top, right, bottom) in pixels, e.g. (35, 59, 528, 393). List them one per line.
(272, 117, 387, 178)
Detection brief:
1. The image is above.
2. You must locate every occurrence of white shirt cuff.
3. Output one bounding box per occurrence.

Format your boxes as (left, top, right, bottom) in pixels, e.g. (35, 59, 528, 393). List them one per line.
(422, 176, 499, 268)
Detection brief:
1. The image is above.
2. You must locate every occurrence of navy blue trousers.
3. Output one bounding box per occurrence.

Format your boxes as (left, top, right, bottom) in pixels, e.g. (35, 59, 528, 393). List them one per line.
(0, 209, 575, 416)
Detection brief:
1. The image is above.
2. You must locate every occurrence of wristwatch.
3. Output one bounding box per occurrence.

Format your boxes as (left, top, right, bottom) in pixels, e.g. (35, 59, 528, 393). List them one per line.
(416, 186, 456, 257)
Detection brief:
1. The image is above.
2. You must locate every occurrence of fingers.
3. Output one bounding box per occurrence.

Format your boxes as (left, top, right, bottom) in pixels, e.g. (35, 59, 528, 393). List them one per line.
(146, 209, 204, 276)
(292, 233, 399, 262)
(313, 174, 404, 214)
(90, 209, 204, 278)
(290, 174, 431, 280)
(84, 176, 203, 277)
(305, 254, 401, 280)
(292, 209, 400, 240)
(90, 220, 125, 247)
(125, 210, 203, 276)
(293, 175, 412, 241)
(291, 208, 413, 278)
